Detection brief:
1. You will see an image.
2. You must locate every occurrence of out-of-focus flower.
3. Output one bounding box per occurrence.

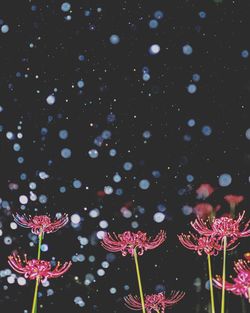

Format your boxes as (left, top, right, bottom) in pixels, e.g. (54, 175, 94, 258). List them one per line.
(191, 211, 250, 240)
(224, 195, 244, 208)
(101, 230, 166, 256)
(193, 203, 221, 219)
(178, 232, 238, 256)
(213, 259, 250, 301)
(13, 213, 68, 235)
(196, 184, 214, 199)
(124, 291, 185, 312)
(8, 254, 72, 283)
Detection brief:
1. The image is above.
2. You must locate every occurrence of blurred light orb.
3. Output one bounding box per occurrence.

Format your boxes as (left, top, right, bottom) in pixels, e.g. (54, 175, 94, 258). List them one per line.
(182, 44, 193, 55)
(104, 186, 113, 194)
(187, 84, 197, 94)
(61, 2, 71, 12)
(17, 277, 26, 286)
(154, 10, 164, 20)
(59, 129, 69, 139)
(109, 34, 120, 45)
(187, 119, 196, 127)
(182, 205, 193, 215)
(149, 19, 158, 29)
(46, 95, 55, 105)
(73, 179, 82, 189)
(139, 179, 150, 190)
(149, 44, 160, 55)
(61, 148, 71, 158)
(202, 125, 212, 136)
(1, 24, 9, 33)
(245, 128, 250, 139)
(88, 149, 99, 158)
(241, 50, 249, 58)
(218, 173, 232, 187)
(153, 212, 165, 223)
(19, 195, 28, 204)
(123, 162, 133, 171)
(71, 214, 81, 224)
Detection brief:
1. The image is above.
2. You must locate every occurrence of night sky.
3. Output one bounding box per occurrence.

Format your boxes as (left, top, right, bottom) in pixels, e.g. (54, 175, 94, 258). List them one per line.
(0, 1, 250, 312)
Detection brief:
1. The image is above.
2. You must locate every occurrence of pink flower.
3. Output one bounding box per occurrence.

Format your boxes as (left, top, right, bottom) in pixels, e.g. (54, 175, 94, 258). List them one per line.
(213, 259, 250, 300)
(178, 232, 238, 256)
(224, 195, 244, 207)
(196, 184, 214, 199)
(191, 211, 250, 240)
(13, 213, 68, 235)
(193, 203, 220, 219)
(101, 230, 166, 256)
(124, 291, 185, 312)
(8, 254, 72, 283)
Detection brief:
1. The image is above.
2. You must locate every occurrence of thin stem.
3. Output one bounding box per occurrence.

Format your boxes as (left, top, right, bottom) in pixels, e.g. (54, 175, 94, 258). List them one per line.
(133, 249, 146, 313)
(207, 254, 215, 313)
(230, 205, 235, 218)
(37, 231, 43, 260)
(221, 236, 227, 313)
(31, 277, 40, 313)
(248, 287, 250, 303)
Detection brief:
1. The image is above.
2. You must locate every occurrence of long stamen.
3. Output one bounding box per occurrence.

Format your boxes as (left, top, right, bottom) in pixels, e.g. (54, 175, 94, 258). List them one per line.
(133, 248, 146, 313)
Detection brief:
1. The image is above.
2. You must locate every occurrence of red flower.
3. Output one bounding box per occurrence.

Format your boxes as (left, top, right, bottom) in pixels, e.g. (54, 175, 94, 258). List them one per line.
(101, 230, 166, 256)
(8, 254, 72, 283)
(213, 259, 250, 301)
(224, 195, 244, 207)
(178, 232, 238, 256)
(191, 211, 250, 240)
(13, 213, 68, 235)
(196, 184, 214, 199)
(124, 291, 185, 312)
(193, 203, 220, 219)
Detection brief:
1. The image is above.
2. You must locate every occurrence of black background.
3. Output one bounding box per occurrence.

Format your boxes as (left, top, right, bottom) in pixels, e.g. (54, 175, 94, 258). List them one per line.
(0, 1, 250, 312)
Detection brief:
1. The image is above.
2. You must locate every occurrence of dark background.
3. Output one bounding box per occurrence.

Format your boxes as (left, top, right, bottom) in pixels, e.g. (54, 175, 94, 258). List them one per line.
(0, 0, 249, 312)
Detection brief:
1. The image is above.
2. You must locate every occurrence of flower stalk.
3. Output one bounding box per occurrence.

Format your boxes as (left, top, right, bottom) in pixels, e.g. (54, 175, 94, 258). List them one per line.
(207, 254, 215, 313)
(133, 248, 146, 313)
(221, 236, 227, 313)
(31, 277, 40, 313)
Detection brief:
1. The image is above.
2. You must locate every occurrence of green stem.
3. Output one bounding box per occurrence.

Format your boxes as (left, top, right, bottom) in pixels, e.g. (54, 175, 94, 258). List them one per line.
(37, 232, 43, 260)
(133, 249, 146, 313)
(31, 277, 40, 313)
(207, 254, 215, 313)
(221, 236, 227, 313)
(230, 205, 235, 218)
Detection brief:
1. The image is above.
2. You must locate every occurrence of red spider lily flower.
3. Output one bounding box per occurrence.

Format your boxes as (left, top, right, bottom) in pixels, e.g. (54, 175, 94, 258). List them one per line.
(191, 211, 250, 240)
(8, 254, 72, 283)
(193, 203, 221, 219)
(196, 184, 214, 199)
(213, 259, 250, 301)
(13, 213, 69, 235)
(224, 195, 244, 208)
(101, 230, 166, 256)
(178, 232, 238, 256)
(124, 291, 185, 312)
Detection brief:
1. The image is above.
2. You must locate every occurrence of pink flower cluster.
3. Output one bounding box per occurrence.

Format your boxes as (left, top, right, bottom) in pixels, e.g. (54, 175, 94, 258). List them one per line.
(9, 213, 71, 283)
(13, 213, 68, 235)
(8, 254, 71, 283)
(101, 230, 166, 256)
(213, 259, 250, 301)
(124, 291, 185, 313)
(179, 211, 250, 255)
